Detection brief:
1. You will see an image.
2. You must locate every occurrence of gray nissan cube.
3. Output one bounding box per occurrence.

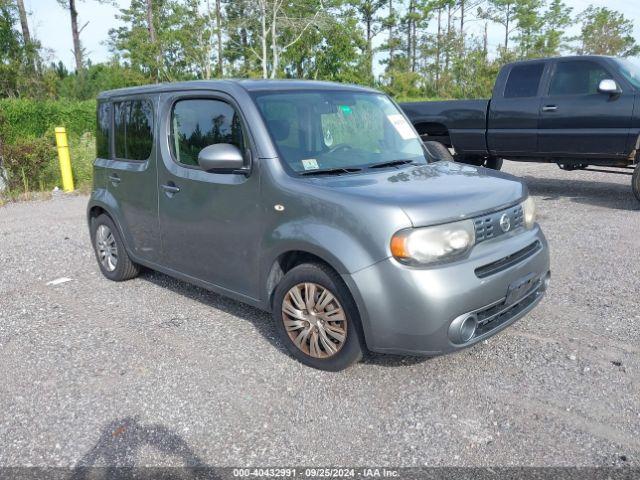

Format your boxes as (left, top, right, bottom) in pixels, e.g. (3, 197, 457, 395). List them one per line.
(88, 80, 550, 371)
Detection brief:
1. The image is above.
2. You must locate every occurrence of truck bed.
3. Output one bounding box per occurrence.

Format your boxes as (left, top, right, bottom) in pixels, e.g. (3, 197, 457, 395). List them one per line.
(400, 100, 490, 154)
(400, 100, 489, 133)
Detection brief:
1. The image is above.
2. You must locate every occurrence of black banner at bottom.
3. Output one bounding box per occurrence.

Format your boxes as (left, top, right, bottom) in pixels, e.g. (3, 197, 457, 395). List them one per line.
(0, 467, 639, 480)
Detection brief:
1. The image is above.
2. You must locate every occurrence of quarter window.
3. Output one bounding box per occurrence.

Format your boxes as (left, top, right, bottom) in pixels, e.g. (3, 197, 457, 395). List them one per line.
(549, 61, 611, 96)
(170, 99, 245, 167)
(504, 64, 544, 98)
(113, 100, 154, 161)
(96, 102, 110, 158)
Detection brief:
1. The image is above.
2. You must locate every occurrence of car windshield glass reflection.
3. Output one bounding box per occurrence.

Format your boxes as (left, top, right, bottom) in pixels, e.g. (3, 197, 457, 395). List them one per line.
(616, 58, 640, 89)
(252, 91, 428, 174)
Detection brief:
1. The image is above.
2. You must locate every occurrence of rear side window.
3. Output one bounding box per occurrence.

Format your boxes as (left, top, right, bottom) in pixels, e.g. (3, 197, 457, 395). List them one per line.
(549, 61, 610, 96)
(170, 99, 245, 167)
(96, 102, 110, 158)
(504, 64, 544, 98)
(114, 99, 154, 161)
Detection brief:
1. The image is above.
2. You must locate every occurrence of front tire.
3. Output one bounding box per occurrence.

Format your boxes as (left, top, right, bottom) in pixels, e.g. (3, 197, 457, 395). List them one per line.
(455, 154, 503, 170)
(423, 141, 454, 162)
(272, 263, 364, 371)
(90, 213, 140, 281)
(484, 157, 503, 170)
(633, 163, 640, 202)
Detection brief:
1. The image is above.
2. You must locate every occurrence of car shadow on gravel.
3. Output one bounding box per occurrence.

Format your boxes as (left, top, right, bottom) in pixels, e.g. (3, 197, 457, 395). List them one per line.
(140, 270, 433, 368)
(361, 352, 431, 367)
(139, 270, 288, 353)
(71, 417, 209, 477)
(522, 175, 640, 211)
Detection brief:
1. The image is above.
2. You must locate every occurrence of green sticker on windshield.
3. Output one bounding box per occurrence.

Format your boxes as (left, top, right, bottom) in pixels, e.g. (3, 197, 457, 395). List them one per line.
(340, 105, 352, 115)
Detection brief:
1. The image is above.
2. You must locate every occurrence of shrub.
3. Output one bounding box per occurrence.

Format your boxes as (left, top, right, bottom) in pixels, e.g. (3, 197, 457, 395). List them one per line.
(0, 99, 97, 195)
(0, 98, 95, 144)
(68, 132, 96, 190)
(0, 137, 56, 192)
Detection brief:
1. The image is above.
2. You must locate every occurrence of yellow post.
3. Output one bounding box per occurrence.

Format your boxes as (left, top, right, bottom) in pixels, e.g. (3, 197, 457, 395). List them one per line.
(54, 127, 74, 192)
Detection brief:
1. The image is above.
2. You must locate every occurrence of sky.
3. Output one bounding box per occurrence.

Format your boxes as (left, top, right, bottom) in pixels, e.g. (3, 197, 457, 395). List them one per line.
(25, 0, 640, 74)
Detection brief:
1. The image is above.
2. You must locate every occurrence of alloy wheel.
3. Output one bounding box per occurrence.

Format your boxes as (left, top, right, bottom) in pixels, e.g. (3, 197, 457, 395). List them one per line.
(95, 224, 118, 272)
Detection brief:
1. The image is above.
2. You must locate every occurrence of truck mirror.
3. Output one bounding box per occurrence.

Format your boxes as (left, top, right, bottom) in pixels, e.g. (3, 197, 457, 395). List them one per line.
(598, 79, 621, 95)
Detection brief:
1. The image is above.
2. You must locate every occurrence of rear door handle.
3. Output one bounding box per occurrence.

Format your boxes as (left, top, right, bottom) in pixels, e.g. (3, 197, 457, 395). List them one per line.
(542, 105, 558, 112)
(161, 182, 181, 195)
(108, 174, 121, 185)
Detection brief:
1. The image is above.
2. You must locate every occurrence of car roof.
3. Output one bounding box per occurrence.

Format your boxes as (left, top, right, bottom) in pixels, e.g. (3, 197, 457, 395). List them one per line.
(97, 79, 380, 100)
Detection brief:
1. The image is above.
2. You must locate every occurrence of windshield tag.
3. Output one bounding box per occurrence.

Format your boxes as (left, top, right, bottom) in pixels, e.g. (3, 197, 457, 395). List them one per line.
(387, 114, 418, 140)
(301, 159, 319, 170)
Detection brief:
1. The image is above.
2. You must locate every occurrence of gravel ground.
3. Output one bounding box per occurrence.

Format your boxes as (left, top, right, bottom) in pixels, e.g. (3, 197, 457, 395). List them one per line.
(0, 160, 639, 469)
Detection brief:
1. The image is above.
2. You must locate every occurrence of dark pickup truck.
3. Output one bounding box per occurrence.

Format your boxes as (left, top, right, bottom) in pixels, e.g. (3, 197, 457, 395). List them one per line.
(400, 55, 640, 201)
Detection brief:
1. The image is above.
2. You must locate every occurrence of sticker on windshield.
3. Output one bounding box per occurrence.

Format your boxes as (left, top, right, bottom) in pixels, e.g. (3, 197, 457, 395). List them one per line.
(301, 158, 319, 170)
(387, 114, 418, 140)
(323, 128, 334, 147)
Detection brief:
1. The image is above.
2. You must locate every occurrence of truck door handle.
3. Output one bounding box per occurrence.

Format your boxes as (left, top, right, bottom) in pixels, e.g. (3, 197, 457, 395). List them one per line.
(108, 174, 121, 185)
(161, 182, 181, 196)
(542, 105, 558, 112)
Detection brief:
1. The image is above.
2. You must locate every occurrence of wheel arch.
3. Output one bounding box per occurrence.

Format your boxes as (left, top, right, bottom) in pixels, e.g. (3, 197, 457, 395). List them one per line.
(412, 121, 451, 147)
(86, 198, 133, 256)
(264, 248, 348, 311)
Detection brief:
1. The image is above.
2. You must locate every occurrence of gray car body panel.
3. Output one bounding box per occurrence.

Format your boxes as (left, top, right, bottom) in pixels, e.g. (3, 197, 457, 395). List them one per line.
(88, 79, 550, 356)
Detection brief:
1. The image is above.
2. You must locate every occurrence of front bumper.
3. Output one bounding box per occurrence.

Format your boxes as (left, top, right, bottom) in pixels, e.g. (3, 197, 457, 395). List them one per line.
(342, 225, 550, 355)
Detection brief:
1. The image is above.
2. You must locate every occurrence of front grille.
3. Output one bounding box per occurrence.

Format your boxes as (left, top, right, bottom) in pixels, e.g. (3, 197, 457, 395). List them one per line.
(474, 204, 523, 243)
(473, 278, 544, 338)
(475, 241, 542, 278)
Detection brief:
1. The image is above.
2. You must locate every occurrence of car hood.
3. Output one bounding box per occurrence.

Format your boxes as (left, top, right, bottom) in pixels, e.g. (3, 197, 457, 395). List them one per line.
(305, 161, 527, 227)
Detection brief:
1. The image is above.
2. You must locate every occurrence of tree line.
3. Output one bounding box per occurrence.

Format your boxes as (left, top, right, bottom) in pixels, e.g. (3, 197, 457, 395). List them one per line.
(1, 0, 639, 101)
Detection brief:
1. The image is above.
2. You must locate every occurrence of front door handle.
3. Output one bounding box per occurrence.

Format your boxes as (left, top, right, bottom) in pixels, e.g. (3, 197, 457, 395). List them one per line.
(161, 182, 181, 196)
(108, 174, 121, 185)
(542, 105, 558, 112)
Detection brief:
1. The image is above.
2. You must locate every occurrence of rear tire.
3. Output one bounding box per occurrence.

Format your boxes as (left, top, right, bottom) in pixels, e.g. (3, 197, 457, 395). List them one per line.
(90, 214, 140, 282)
(632, 163, 640, 202)
(455, 154, 502, 170)
(272, 262, 364, 371)
(484, 157, 503, 170)
(558, 163, 587, 171)
(423, 141, 454, 162)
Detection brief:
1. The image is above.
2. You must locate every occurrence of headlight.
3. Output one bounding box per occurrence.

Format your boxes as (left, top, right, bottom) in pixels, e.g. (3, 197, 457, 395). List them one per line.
(391, 220, 475, 265)
(521, 196, 536, 229)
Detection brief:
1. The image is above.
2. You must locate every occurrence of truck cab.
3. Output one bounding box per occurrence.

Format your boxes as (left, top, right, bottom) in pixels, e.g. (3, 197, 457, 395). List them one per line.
(489, 56, 637, 161)
(401, 56, 640, 201)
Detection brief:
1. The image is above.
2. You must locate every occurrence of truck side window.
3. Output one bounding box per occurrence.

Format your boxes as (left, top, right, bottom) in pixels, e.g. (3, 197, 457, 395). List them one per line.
(96, 102, 110, 158)
(113, 99, 154, 161)
(170, 99, 245, 167)
(504, 64, 544, 98)
(548, 61, 610, 96)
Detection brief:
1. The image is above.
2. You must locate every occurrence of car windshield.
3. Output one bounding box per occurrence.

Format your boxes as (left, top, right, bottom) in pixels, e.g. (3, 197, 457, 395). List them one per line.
(615, 58, 640, 90)
(252, 90, 428, 174)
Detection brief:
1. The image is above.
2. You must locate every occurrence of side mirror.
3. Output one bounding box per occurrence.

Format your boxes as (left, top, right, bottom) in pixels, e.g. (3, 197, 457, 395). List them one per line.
(598, 79, 621, 95)
(197, 143, 245, 173)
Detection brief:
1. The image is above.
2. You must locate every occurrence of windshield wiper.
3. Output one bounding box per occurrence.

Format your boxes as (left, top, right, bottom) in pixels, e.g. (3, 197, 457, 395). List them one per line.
(299, 167, 362, 176)
(368, 159, 417, 169)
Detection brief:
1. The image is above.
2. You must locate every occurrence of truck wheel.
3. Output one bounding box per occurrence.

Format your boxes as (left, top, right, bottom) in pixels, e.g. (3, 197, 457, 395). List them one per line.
(558, 163, 587, 171)
(272, 262, 364, 371)
(632, 164, 640, 202)
(455, 155, 502, 170)
(484, 157, 503, 170)
(423, 141, 454, 162)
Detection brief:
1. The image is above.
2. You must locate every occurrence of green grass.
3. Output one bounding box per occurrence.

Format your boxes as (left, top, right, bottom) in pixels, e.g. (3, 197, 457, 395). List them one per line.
(0, 132, 95, 202)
